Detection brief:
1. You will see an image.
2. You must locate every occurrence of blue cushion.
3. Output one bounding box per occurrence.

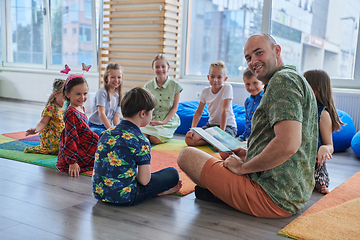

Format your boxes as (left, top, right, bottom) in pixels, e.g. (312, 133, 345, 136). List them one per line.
(233, 104, 246, 136)
(351, 131, 360, 158)
(176, 101, 246, 136)
(332, 109, 356, 152)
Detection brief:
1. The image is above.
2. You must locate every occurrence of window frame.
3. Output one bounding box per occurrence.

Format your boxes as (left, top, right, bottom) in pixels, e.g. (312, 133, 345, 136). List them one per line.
(1, 0, 5, 64)
(3, 0, 46, 69)
(331, 17, 360, 89)
(0, 0, 99, 73)
(180, 0, 360, 89)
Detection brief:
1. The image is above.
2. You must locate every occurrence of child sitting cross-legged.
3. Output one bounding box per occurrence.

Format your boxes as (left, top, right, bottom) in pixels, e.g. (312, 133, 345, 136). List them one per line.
(185, 61, 237, 146)
(92, 87, 182, 206)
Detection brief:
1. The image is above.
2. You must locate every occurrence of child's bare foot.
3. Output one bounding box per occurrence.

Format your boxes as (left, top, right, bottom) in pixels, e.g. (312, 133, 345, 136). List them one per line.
(158, 180, 183, 196)
(315, 185, 329, 194)
(219, 151, 231, 160)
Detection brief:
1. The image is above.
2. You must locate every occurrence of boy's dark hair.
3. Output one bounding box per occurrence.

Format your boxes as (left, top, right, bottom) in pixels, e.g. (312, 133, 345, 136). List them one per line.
(121, 87, 155, 118)
(243, 68, 254, 80)
(63, 75, 88, 102)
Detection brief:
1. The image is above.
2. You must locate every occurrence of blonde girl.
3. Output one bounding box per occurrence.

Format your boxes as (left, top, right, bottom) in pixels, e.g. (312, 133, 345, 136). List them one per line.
(303, 69, 344, 194)
(24, 79, 65, 155)
(141, 54, 183, 144)
(89, 63, 123, 136)
(56, 74, 99, 177)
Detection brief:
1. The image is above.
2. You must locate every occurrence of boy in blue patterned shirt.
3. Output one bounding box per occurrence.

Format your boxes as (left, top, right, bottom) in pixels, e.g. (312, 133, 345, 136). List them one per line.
(92, 87, 182, 205)
(237, 68, 264, 142)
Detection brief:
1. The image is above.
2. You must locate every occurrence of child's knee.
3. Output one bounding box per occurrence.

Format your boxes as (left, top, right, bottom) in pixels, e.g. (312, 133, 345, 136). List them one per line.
(168, 167, 180, 185)
(185, 136, 194, 146)
(148, 135, 161, 144)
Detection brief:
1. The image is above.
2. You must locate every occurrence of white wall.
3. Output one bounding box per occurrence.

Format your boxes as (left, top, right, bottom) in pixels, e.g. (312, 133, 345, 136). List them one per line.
(179, 80, 249, 106)
(0, 69, 99, 103)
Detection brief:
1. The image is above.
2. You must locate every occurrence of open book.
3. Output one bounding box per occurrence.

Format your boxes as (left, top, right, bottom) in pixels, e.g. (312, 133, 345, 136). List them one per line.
(191, 126, 246, 153)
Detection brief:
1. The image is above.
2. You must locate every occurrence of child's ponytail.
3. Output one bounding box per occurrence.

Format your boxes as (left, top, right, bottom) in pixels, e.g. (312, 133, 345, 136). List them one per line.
(47, 79, 65, 105)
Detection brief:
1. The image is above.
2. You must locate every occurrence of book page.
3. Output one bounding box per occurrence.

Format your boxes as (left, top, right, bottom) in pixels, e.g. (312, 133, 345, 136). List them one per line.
(204, 127, 246, 149)
(190, 127, 231, 152)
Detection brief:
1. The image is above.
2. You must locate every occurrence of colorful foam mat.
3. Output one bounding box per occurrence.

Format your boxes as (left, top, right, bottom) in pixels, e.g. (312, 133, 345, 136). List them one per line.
(278, 172, 360, 240)
(0, 131, 220, 196)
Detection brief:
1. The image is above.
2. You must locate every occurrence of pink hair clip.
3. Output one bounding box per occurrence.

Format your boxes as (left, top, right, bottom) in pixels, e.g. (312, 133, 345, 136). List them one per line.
(61, 63, 90, 90)
(60, 64, 71, 74)
(82, 63, 91, 72)
(65, 73, 84, 89)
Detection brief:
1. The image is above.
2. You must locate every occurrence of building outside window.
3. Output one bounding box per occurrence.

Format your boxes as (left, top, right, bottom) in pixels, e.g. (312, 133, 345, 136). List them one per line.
(85, 0, 91, 19)
(0, 1, 2, 59)
(271, 0, 360, 80)
(53, 0, 95, 67)
(184, 0, 263, 79)
(3, 0, 98, 69)
(79, 24, 92, 43)
(183, 0, 360, 87)
(9, 0, 44, 64)
(2, 0, 360, 88)
(70, 4, 79, 23)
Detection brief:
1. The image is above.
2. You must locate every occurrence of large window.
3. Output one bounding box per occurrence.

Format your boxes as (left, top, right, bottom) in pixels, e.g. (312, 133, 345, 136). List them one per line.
(9, 0, 44, 64)
(50, 0, 96, 67)
(0, 1, 2, 60)
(3, 0, 99, 70)
(184, 0, 264, 80)
(183, 0, 360, 88)
(271, 0, 360, 80)
(1, 0, 360, 89)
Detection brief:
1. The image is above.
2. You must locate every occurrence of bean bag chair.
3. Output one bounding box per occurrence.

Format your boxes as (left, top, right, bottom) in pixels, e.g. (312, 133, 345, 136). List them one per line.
(332, 109, 356, 152)
(351, 131, 360, 158)
(233, 104, 246, 136)
(175, 101, 246, 136)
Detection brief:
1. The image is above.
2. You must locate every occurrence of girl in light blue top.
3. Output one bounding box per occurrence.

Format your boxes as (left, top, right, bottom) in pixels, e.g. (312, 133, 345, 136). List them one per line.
(89, 63, 123, 136)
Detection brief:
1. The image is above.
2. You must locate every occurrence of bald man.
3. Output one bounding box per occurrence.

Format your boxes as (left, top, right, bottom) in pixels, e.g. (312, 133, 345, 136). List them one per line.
(177, 34, 318, 218)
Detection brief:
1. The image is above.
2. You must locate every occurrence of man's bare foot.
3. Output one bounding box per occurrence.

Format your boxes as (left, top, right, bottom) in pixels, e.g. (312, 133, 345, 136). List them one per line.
(315, 185, 329, 194)
(158, 180, 183, 196)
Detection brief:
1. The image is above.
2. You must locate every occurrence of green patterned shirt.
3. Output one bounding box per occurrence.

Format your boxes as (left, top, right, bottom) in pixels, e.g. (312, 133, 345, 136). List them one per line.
(246, 65, 318, 214)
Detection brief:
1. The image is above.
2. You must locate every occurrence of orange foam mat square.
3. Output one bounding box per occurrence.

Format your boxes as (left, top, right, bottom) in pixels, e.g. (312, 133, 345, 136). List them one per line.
(279, 172, 360, 240)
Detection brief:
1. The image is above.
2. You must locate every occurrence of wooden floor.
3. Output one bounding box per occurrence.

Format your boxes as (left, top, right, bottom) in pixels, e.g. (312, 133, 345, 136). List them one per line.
(0, 98, 359, 240)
